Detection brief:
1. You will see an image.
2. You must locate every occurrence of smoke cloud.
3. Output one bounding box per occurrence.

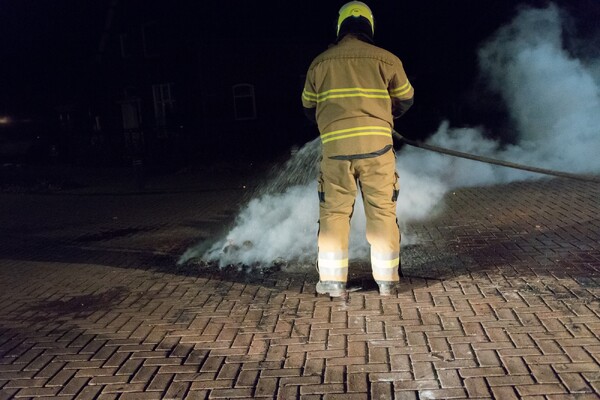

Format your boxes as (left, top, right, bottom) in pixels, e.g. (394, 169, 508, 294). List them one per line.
(179, 4, 600, 268)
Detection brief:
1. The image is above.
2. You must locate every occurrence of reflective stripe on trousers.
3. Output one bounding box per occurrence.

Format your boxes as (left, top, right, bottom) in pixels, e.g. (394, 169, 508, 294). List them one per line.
(371, 251, 400, 282)
(318, 251, 349, 282)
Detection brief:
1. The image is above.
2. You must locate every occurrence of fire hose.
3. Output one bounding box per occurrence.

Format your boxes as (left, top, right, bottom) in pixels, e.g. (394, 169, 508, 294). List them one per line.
(392, 130, 600, 184)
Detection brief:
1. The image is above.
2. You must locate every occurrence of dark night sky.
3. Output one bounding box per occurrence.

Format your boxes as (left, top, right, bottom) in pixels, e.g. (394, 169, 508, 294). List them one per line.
(1, 0, 599, 122)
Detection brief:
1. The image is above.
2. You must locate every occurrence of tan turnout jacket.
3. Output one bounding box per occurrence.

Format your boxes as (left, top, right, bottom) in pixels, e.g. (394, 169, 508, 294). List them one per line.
(302, 35, 414, 158)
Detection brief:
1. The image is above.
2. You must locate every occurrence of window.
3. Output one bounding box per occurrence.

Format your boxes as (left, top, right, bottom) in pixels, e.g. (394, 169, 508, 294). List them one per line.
(153, 83, 175, 133)
(233, 83, 257, 121)
(120, 99, 142, 131)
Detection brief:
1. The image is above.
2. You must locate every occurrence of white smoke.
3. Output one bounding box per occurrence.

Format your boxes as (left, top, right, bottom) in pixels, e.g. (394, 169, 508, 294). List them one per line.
(179, 4, 600, 268)
(479, 4, 600, 173)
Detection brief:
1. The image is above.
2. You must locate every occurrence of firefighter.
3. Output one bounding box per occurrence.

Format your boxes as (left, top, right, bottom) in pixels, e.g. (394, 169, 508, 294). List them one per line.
(302, 1, 414, 297)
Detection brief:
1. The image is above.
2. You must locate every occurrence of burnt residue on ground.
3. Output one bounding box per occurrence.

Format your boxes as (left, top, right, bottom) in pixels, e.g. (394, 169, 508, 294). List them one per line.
(24, 286, 129, 321)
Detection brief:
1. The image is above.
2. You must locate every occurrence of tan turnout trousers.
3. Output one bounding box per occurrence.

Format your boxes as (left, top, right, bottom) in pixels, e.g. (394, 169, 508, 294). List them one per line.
(317, 149, 400, 284)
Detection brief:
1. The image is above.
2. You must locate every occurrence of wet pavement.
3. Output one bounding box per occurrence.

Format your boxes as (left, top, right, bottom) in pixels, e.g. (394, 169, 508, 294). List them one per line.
(0, 167, 599, 399)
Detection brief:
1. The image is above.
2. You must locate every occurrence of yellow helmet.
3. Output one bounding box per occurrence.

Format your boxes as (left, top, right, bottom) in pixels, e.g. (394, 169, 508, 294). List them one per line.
(337, 1, 374, 36)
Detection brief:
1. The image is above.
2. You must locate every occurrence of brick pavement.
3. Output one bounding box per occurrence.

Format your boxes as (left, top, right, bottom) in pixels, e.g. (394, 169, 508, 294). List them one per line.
(0, 171, 599, 399)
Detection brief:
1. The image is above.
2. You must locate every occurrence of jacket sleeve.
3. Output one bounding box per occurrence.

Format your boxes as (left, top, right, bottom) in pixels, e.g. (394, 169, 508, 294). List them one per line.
(388, 59, 414, 119)
(301, 70, 318, 124)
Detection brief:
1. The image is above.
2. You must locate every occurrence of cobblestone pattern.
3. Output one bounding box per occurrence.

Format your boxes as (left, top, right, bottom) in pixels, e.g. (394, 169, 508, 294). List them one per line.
(0, 177, 599, 399)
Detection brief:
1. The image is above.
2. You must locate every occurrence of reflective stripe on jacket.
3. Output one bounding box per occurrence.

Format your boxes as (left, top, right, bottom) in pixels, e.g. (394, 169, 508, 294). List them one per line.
(302, 35, 414, 158)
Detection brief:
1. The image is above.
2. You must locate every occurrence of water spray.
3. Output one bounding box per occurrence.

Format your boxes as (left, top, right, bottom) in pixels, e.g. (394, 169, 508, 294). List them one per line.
(179, 128, 599, 270)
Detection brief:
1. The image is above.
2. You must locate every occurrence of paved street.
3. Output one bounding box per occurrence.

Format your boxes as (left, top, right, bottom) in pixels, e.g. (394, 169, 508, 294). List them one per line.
(0, 167, 599, 399)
